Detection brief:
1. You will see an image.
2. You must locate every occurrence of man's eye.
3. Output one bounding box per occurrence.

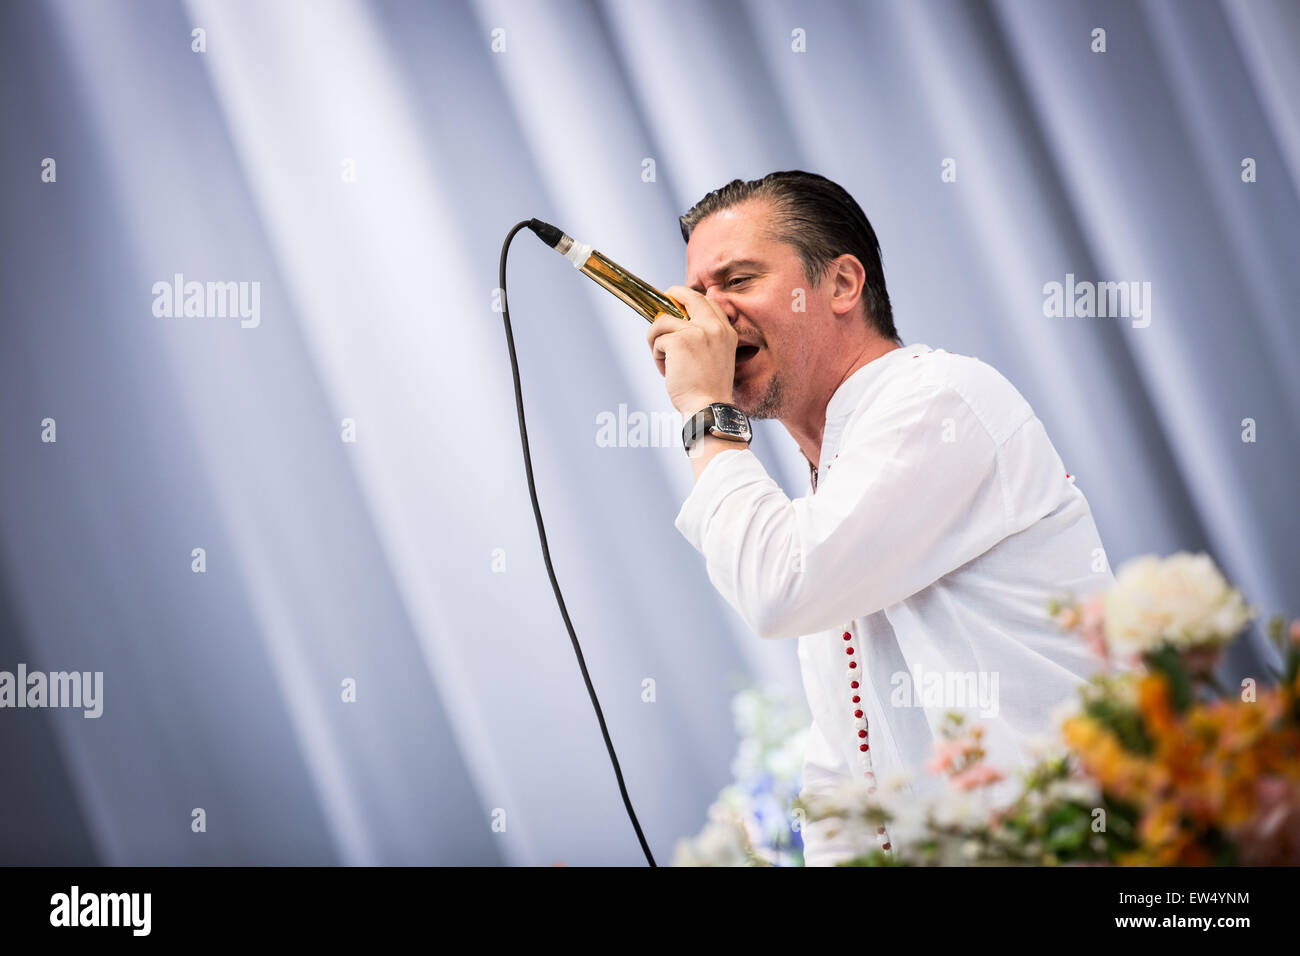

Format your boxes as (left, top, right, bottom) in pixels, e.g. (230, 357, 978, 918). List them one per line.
(727, 276, 752, 288)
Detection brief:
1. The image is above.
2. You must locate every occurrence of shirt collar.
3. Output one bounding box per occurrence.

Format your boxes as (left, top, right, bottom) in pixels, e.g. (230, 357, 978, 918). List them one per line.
(807, 344, 928, 484)
(823, 343, 927, 431)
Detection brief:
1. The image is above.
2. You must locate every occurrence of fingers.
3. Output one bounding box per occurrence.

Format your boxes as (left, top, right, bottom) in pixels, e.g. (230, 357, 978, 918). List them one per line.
(647, 313, 689, 356)
(664, 285, 730, 331)
(646, 287, 736, 379)
(646, 314, 686, 378)
(662, 286, 736, 357)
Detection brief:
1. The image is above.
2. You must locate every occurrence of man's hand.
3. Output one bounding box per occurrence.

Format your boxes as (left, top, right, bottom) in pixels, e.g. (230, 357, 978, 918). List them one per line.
(646, 285, 738, 417)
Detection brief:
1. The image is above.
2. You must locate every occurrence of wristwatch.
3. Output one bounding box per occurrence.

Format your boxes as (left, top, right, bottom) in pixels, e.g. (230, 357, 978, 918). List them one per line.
(682, 402, 752, 456)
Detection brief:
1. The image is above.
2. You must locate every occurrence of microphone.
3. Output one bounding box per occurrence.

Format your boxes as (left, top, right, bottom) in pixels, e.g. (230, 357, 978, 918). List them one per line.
(527, 218, 688, 323)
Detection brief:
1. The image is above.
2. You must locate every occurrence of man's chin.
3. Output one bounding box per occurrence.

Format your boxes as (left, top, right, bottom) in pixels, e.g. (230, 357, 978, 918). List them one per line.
(736, 371, 784, 421)
(734, 391, 776, 421)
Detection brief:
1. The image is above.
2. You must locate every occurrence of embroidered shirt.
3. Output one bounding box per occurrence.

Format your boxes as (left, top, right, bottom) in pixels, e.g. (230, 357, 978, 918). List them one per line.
(674, 344, 1112, 865)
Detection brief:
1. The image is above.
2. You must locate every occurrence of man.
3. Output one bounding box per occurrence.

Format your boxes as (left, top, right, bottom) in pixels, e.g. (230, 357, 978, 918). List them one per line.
(648, 170, 1111, 866)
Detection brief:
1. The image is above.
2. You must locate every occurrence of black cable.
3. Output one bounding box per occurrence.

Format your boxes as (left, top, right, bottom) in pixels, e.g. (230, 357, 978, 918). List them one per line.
(498, 220, 657, 867)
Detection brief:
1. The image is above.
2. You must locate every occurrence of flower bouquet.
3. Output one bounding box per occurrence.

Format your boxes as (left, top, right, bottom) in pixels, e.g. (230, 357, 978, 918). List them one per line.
(672, 685, 810, 866)
(801, 551, 1300, 866)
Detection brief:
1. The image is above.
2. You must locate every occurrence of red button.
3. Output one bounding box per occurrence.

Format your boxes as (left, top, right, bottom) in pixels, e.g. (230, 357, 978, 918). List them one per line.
(845, 647, 854, 655)
(854, 710, 863, 718)
(842, 632, 851, 640)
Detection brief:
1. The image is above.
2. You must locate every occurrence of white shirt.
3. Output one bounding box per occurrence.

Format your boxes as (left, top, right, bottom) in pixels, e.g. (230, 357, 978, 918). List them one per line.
(674, 344, 1112, 865)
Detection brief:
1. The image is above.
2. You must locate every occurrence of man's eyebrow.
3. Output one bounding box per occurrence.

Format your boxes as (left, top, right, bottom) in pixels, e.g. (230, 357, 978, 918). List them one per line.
(688, 259, 765, 293)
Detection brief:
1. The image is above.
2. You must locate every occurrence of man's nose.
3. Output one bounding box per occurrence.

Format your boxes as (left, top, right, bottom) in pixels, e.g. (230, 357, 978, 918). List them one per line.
(705, 289, 738, 325)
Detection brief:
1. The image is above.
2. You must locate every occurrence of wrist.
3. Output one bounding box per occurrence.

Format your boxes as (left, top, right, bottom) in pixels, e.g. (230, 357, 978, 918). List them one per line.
(689, 431, 748, 482)
(679, 394, 732, 417)
(687, 431, 748, 459)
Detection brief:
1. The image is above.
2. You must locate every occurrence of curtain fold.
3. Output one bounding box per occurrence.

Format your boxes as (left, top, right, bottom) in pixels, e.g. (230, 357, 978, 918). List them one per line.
(0, 0, 1294, 865)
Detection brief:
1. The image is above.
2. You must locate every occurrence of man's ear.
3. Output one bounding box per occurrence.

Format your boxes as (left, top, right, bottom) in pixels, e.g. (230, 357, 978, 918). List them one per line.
(829, 253, 867, 319)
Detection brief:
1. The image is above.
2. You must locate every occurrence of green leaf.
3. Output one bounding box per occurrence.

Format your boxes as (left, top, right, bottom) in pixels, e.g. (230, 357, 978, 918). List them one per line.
(1143, 645, 1193, 713)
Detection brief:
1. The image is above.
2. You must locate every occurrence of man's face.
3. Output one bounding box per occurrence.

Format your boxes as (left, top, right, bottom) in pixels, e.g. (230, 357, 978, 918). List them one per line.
(685, 198, 826, 420)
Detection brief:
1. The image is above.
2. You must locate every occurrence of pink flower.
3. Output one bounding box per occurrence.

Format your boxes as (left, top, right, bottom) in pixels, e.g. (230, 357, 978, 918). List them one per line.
(1079, 593, 1110, 666)
(949, 763, 1005, 791)
(989, 804, 1017, 827)
(1054, 607, 1080, 631)
(927, 737, 964, 774)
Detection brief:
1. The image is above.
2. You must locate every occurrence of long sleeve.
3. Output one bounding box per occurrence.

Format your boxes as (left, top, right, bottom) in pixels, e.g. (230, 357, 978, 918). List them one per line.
(674, 383, 1017, 640)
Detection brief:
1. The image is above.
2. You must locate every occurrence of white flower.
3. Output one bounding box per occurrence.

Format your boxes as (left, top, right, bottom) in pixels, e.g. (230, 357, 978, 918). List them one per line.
(730, 737, 764, 781)
(765, 730, 808, 783)
(726, 687, 811, 784)
(1022, 788, 1044, 813)
(671, 802, 752, 866)
(730, 688, 764, 737)
(804, 778, 880, 820)
(1046, 776, 1102, 806)
(1023, 728, 1071, 763)
(1102, 552, 1253, 655)
(929, 789, 982, 829)
(1046, 695, 1084, 735)
(715, 784, 751, 817)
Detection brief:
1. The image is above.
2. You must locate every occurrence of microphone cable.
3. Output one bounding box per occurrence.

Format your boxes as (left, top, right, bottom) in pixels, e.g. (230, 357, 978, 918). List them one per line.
(498, 220, 657, 867)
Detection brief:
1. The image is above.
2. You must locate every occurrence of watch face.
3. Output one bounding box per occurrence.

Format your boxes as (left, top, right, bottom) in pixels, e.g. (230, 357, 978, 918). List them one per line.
(717, 403, 748, 429)
(712, 404, 751, 439)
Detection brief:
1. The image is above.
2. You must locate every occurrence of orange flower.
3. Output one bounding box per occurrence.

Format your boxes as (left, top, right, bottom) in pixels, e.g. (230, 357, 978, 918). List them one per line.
(1063, 670, 1300, 864)
(1137, 675, 1178, 741)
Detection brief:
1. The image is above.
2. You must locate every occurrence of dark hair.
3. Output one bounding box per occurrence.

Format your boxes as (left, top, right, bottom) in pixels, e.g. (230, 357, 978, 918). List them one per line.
(679, 170, 899, 344)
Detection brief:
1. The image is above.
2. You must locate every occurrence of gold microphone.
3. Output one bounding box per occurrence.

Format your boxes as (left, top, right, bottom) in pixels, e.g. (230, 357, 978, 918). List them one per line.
(528, 218, 686, 323)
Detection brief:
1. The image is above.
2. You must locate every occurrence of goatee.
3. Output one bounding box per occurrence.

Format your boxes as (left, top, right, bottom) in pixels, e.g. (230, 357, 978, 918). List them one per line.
(742, 372, 784, 420)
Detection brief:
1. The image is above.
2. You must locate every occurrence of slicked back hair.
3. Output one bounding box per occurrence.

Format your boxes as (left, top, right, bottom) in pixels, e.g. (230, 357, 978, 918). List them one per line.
(679, 170, 899, 345)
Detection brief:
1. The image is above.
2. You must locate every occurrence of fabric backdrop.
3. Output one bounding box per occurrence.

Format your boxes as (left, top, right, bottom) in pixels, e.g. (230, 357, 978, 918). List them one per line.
(1, 0, 1296, 865)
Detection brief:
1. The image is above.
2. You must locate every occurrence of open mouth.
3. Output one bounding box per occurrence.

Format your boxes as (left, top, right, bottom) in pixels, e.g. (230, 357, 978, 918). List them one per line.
(735, 344, 760, 367)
